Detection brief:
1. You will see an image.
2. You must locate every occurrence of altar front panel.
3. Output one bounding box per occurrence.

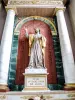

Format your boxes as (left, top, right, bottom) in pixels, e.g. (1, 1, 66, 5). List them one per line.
(0, 91, 75, 100)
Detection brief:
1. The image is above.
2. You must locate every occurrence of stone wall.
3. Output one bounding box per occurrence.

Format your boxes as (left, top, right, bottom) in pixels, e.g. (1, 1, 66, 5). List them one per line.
(68, 0, 75, 37)
(0, 6, 6, 43)
(64, 9, 75, 60)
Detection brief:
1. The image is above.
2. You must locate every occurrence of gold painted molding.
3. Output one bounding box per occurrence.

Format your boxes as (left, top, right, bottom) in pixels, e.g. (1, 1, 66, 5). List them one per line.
(20, 95, 52, 100)
(8, 0, 63, 5)
(0, 84, 9, 91)
(14, 16, 57, 36)
(64, 83, 75, 91)
(20, 95, 34, 100)
(0, 91, 75, 100)
(5, 0, 65, 16)
(5, 7, 17, 14)
(68, 93, 75, 97)
(65, 83, 75, 88)
(53, 7, 66, 15)
(0, 95, 6, 100)
(23, 87, 48, 90)
(3, 0, 67, 5)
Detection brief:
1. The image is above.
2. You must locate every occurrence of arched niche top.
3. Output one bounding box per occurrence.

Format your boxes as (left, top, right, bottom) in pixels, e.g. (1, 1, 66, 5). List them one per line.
(14, 16, 57, 36)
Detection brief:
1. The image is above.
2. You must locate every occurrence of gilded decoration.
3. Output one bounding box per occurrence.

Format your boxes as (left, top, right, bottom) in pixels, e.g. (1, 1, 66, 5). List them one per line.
(0, 95, 6, 100)
(65, 83, 75, 87)
(68, 94, 75, 97)
(53, 7, 65, 15)
(20, 95, 52, 100)
(0, 85, 9, 91)
(14, 16, 57, 36)
(8, 0, 63, 5)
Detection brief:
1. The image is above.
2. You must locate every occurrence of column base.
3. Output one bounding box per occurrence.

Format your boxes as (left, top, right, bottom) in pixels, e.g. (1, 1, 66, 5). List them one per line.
(64, 84, 75, 91)
(0, 85, 9, 92)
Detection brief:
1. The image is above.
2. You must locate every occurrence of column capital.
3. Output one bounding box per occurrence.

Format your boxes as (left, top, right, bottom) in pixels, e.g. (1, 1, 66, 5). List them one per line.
(5, 7, 17, 15)
(53, 7, 66, 16)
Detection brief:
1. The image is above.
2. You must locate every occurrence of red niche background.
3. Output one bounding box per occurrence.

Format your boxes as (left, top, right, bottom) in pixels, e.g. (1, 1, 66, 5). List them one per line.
(15, 20, 57, 84)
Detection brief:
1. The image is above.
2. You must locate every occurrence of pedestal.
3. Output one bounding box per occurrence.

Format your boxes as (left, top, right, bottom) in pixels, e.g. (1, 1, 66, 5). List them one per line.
(23, 69, 50, 92)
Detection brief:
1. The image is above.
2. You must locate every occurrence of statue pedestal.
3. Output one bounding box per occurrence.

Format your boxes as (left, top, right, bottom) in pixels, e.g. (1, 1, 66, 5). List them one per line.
(23, 69, 50, 92)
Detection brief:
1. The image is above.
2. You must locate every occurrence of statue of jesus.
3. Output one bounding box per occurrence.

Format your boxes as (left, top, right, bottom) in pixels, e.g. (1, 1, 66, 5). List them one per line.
(25, 28, 46, 69)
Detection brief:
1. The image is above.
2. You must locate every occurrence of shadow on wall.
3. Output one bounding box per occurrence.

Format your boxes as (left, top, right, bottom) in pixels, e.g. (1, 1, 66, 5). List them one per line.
(28, 99, 34, 100)
(0, 4, 6, 43)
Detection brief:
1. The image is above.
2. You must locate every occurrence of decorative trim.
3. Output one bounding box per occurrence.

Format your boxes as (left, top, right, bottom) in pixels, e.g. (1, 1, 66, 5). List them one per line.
(0, 85, 9, 92)
(23, 87, 48, 90)
(14, 16, 57, 36)
(1, 91, 75, 95)
(5, 7, 17, 14)
(53, 7, 66, 15)
(20, 95, 52, 100)
(8, 0, 63, 5)
(68, 93, 75, 97)
(0, 95, 6, 100)
(65, 83, 75, 88)
(64, 84, 75, 91)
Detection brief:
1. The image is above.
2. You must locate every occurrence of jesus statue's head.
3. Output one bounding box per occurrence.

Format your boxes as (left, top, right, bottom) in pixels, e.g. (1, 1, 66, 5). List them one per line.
(35, 28, 40, 34)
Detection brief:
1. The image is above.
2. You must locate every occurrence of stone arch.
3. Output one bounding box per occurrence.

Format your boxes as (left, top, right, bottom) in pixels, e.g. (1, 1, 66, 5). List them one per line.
(14, 16, 57, 36)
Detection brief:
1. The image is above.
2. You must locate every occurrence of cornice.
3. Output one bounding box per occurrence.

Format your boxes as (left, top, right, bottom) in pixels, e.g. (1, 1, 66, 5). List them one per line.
(7, 0, 63, 5)
(3, 0, 67, 6)
(5, 0, 65, 16)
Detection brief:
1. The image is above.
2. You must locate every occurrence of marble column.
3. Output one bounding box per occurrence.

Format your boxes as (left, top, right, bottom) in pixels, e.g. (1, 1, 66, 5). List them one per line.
(0, 9, 15, 91)
(56, 10, 75, 90)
